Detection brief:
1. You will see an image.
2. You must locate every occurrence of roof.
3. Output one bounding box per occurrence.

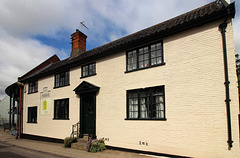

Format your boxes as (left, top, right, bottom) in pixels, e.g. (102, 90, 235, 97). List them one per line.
(20, 1, 235, 82)
(19, 54, 60, 81)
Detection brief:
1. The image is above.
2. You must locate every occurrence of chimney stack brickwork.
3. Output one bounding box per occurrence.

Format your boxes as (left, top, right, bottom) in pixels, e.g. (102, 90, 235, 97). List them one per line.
(70, 29, 87, 58)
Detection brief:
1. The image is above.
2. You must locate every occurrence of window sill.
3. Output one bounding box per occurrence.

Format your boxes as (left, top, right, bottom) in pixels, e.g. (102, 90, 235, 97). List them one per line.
(53, 84, 70, 89)
(27, 91, 38, 95)
(125, 63, 166, 73)
(80, 73, 97, 79)
(125, 118, 167, 121)
(26, 122, 37, 124)
(52, 118, 70, 120)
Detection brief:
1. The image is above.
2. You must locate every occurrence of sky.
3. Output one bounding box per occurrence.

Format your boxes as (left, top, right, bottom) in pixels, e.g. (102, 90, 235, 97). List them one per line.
(0, 0, 239, 100)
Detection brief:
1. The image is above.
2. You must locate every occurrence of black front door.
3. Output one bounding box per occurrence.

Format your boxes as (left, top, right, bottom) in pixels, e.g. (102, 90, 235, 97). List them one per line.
(80, 94, 96, 137)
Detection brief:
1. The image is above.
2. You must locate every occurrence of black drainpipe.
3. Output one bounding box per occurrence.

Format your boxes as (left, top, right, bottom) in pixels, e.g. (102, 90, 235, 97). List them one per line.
(219, 16, 233, 149)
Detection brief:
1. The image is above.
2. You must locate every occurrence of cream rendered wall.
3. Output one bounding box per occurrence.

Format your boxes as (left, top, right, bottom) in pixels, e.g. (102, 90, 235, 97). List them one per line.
(93, 19, 240, 157)
(22, 19, 240, 157)
(23, 71, 81, 139)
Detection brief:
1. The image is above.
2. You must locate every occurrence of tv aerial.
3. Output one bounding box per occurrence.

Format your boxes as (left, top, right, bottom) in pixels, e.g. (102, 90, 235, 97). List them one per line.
(80, 21, 89, 30)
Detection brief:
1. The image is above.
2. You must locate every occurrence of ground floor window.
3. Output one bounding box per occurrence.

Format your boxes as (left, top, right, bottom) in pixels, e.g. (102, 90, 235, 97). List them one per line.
(54, 98, 69, 119)
(126, 86, 165, 120)
(28, 106, 37, 123)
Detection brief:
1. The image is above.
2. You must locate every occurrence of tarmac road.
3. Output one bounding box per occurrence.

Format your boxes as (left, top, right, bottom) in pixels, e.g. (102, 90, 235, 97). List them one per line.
(0, 141, 68, 158)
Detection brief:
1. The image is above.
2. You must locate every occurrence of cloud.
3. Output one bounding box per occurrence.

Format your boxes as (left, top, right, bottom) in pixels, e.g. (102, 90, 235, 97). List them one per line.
(0, 29, 58, 99)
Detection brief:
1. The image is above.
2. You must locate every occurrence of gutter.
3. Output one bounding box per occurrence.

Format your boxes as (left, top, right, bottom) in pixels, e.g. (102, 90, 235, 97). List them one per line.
(218, 1, 235, 149)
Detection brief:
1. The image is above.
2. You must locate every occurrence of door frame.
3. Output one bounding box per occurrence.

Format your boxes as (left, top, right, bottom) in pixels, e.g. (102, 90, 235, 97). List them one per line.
(73, 81, 100, 138)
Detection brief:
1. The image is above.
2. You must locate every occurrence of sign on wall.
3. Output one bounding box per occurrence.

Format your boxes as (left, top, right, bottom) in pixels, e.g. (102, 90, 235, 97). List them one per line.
(40, 87, 51, 115)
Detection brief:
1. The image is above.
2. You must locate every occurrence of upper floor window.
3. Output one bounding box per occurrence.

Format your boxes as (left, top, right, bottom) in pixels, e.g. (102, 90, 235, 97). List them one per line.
(55, 71, 69, 88)
(54, 98, 69, 120)
(28, 80, 38, 94)
(81, 63, 96, 78)
(27, 106, 37, 123)
(126, 86, 166, 120)
(127, 41, 163, 72)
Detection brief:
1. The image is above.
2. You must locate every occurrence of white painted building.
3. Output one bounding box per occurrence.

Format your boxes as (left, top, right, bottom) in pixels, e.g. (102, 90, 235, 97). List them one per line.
(5, 0, 240, 157)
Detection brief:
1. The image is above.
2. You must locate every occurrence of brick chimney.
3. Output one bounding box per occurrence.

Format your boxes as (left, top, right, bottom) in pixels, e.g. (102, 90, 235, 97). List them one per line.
(70, 29, 87, 58)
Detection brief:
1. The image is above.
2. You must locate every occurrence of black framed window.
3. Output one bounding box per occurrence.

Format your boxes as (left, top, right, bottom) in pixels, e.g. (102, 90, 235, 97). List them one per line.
(127, 50, 137, 71)
(55, 71, 69, 88)
(127, 41, 163, 72)
(81, 63, 96, 78)
(126, 86, 165, 120)
(28, 80, 38, 93)
(54, 98, 69, 119)
(28, 106, 37, 123)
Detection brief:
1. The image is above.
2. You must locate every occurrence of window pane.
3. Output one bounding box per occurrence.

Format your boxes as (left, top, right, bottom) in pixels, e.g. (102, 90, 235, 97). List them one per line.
(144, 54, 149, 60)
(140, 91, 150, 118)
(28, 107, 37, 123)
(144, 47, 148, 52)
(65, 71, 69, 85)
(92, 64, 96, 74)
(151, 51, 156, 58)
(88, 63, 96, 75)
(151, 44, 155, 51)
(144, 60, 149, 67)
(139, 61, 144, 68)
(55, 74, 60, 87)
(89, 64, 93, 75)
(156, 50, 161, 57)
(29, 81, 38, 93)
(150, 42, 162, 66)
(151, 59, 156, 65)
(55, 71, 69, 87)
(126, 42, 163, 71)
(128, 91, 138, 118)
(139, 55, 143, 61)
(157, 57, 162, 64)
(138, 46, 149, 68)
(54, 99, 69, 119)
(127, 86, 165, 120)
(127, 51, 137, 71)
(82, 63, 96, 77)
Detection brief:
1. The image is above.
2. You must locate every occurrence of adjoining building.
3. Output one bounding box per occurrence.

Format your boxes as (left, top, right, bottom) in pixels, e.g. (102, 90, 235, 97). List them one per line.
(0, 96, 10, 126)
(5, 0, 240, 157)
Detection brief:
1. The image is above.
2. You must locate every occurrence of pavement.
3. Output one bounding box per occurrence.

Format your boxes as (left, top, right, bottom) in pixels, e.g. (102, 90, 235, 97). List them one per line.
(0, 127, 160, 158)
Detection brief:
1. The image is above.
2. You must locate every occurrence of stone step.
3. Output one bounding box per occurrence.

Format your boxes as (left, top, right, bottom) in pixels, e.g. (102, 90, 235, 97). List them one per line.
(77, 137, 88, 142)
(71, 136, 90, 151)
(71, 141, 87, 151)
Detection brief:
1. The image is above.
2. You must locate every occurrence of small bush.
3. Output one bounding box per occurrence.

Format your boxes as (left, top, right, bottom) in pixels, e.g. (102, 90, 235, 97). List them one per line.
(98, 142, 106, 151)
(86, 138, 106, 152)
(64, 137, 77, 148)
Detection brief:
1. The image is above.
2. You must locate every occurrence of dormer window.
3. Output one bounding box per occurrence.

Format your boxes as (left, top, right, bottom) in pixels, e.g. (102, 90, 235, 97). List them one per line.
(28, 80, 38, 94)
